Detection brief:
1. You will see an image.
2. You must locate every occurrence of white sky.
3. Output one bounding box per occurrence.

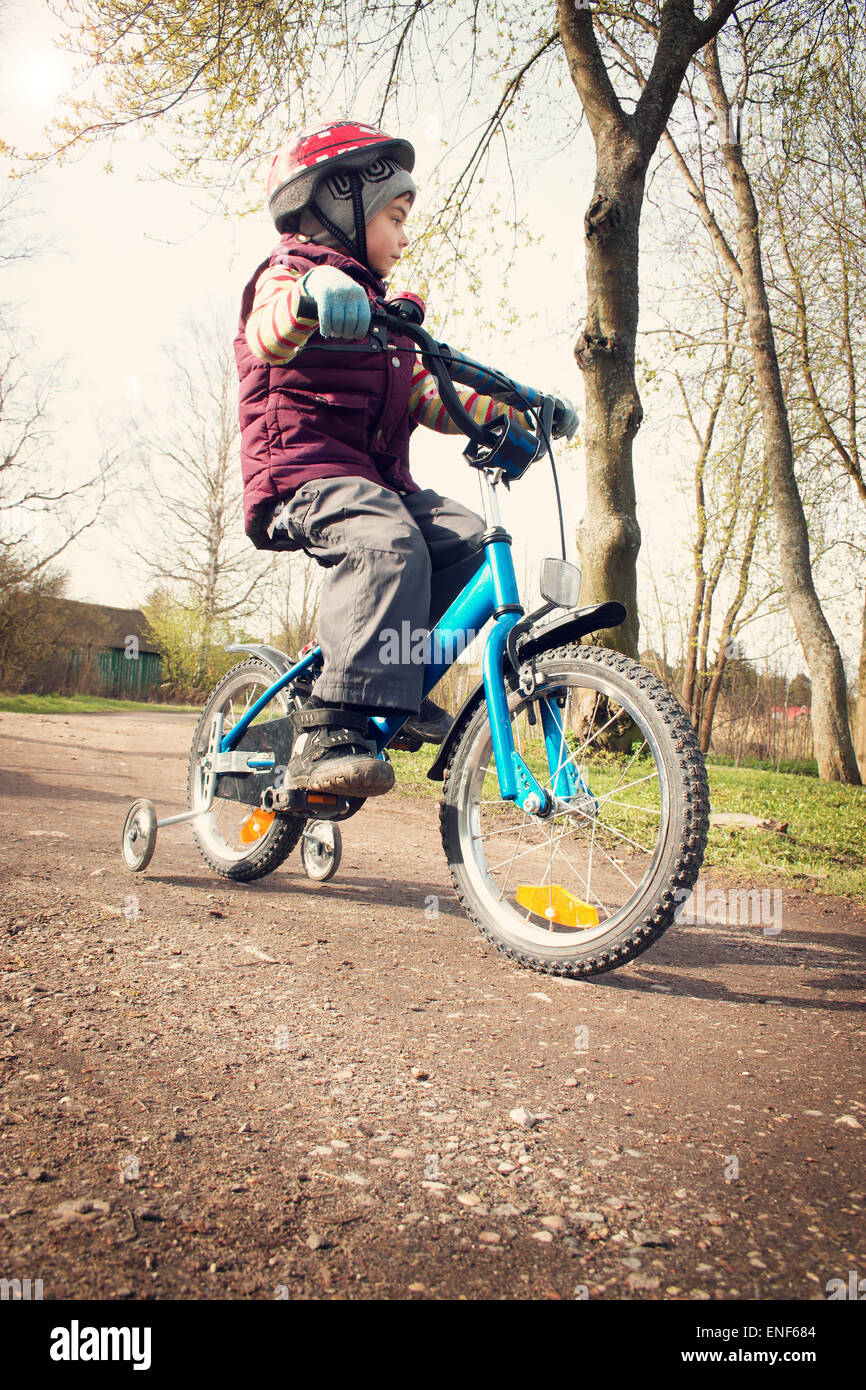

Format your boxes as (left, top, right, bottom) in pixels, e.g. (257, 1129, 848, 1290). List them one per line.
(0, 1, 858, 681)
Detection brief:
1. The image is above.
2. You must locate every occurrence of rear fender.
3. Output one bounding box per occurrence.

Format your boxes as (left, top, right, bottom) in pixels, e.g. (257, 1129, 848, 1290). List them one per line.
(224, 642, 294, 679)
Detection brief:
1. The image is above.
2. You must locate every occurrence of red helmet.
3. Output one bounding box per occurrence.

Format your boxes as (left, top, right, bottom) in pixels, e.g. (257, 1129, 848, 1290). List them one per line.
(267, 119, 415, 233)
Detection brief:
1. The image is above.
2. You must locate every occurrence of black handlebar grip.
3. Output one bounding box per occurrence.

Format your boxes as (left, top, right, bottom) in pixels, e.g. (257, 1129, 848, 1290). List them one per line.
(297, 292, 317, 320)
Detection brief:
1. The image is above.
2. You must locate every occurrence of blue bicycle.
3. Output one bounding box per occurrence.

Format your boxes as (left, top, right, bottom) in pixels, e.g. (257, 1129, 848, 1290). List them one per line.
(122, 303, 709, 978)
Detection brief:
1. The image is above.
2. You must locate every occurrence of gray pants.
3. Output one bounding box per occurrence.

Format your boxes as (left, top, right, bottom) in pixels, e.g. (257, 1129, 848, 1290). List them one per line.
(271, 476, 486, 711)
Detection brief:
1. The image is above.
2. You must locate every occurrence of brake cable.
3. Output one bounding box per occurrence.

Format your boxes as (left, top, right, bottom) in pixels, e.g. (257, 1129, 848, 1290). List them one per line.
(418, 343, 568, 563)
(294, 296, 569, 562)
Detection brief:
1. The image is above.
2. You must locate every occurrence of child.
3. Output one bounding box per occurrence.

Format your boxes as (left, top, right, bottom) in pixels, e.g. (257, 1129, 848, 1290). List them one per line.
(235, 120, 576, 799)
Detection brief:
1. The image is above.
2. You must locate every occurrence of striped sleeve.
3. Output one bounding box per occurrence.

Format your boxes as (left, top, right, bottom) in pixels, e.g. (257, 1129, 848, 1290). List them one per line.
(408, 354, 533, 435)
(245, 264, 319, 365)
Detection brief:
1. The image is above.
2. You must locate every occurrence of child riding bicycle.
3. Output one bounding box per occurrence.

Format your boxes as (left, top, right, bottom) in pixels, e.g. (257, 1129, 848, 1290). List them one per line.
(235, 119, 577, 800)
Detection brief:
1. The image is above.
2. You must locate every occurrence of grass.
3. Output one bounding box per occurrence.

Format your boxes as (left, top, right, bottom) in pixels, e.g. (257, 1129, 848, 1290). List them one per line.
(707, 752, 819, 778)
(701, 762, 865, 902)
(388, 748, 866, 904)
(0, 692, 199, 715)
(4, 693, 862, 904)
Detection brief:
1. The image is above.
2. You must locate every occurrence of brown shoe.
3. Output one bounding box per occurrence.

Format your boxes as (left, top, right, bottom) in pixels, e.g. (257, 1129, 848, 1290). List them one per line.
(284, 706, 394, 798)
(400, 697, 453, 745)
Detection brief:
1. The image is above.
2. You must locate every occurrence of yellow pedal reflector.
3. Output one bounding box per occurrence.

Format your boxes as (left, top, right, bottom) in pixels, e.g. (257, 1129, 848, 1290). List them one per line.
(240, 808, 275, 844)
(516, 884, 599, 928)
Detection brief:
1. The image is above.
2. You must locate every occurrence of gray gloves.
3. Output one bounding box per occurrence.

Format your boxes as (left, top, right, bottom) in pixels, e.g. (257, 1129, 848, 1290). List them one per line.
(301, 266, 371, 339)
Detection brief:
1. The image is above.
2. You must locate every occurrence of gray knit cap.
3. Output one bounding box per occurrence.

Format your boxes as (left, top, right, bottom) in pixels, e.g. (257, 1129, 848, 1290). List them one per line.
(298, 156, 416, 252)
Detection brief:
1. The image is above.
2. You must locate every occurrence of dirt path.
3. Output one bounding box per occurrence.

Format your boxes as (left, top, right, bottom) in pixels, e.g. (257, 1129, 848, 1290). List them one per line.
(0, 710, 863, 1301)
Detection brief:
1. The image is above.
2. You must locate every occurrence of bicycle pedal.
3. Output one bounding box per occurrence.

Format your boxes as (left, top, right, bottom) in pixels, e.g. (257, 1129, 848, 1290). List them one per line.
(267, 787, 357, 820)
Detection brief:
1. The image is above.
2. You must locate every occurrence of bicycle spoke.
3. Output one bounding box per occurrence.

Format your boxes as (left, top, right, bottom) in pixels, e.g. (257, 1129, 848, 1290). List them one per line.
(592, 769, 659, 809)
(602, 799, 662, 817)
(474, 691, 654, 912)
(485, 833, 571, 876)
(546, 835, 608, 914)
(601, 738, 650, 801)
(498, 817, 529, 902)
(587, 816, 654, 858)
(444, 648, 708, 976)
(579, 834, 639, 891)
(472, 819, 548, 842)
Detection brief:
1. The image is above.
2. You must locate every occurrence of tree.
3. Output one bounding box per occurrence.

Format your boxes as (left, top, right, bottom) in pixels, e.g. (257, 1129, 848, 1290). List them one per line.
(0, 180, 112, 684)
(142, 585, 239, 698)
(658, 266, 778, 751)
(602, 0, 861, 781)
(0, 179, 112, 588)
(132, 317, 269, 681)
(0, 552, 67, 691)
(756, 5, 866, 775)
(28, 0, 742, 663)
(264, 553, 321, 659)
(556, 0, 740, 655)
(700, 26, 858, 780)
(0, 336, 111, 583)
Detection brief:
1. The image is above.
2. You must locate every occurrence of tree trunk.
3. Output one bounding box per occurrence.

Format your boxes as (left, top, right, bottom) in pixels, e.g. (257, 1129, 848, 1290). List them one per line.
(704, 44, 860, 783)
(557, 0, 740, 660)
(576, 153, 645, 656)
(855, 586, 866, 778)
(681, 563, 704, 721)
(698, 480, 765, 752)
(682, 415, 712, 722)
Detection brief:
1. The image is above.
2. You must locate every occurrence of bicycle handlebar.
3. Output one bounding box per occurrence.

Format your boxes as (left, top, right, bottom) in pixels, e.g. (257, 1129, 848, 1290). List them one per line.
(294, 290, 565, 548)
(295, 293, 550, 450)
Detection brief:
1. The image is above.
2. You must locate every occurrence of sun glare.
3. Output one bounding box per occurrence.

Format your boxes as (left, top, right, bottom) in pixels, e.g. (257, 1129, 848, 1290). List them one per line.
(15, 50, 70, 106)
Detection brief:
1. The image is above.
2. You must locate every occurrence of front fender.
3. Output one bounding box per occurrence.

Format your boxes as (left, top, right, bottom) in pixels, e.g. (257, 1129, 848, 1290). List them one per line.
(517, 601, 626, 661)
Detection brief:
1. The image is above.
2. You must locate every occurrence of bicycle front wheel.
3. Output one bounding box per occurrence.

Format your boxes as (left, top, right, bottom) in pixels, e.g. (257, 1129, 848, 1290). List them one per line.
(440, 644, 709, 977)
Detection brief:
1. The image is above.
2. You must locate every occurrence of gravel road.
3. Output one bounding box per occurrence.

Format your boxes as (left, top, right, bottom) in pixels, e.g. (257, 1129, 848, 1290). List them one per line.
(0, 710, 863, 1300)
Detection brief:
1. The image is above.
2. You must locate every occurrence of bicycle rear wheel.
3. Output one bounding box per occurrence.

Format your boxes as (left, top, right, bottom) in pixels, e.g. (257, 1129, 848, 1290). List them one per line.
(188, 658, 304, 881)
(440, 644, 709, 977)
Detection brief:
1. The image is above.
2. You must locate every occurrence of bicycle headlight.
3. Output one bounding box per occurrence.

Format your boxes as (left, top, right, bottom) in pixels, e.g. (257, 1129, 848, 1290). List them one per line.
(463, 414, 542, 483)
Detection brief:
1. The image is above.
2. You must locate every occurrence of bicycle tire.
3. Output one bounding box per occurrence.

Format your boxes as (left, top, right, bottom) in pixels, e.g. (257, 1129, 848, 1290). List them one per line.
(188, 657, 304, 881)
(440, 643, 709, 977)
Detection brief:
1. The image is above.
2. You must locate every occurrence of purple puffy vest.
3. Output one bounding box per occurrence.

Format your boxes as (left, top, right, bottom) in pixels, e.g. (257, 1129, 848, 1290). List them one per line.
(234, 236, 420, 548)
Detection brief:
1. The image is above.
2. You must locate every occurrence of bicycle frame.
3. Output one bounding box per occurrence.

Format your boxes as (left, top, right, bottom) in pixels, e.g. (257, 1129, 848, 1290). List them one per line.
(219, 469, 564, 814)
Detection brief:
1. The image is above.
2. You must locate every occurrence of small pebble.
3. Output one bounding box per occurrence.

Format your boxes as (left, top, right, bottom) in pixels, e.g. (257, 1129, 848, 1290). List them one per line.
(509, 1107, 539, 1129)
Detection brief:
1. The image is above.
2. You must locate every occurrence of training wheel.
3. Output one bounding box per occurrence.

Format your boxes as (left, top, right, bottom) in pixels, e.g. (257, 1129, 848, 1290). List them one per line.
(300, 820, 342, 882)
(122, 798, 158, 872)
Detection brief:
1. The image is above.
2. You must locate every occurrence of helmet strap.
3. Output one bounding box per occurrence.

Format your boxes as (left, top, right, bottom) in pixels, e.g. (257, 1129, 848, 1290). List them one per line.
(307, 171, 369, 269)
(349, 171, 368, 269)
(306, 199, 359, 259)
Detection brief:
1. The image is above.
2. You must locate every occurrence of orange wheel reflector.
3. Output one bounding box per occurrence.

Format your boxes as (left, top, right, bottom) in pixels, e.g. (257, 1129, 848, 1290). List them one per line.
(516, 884, 599, 928)
(240, 808, 275, 844)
